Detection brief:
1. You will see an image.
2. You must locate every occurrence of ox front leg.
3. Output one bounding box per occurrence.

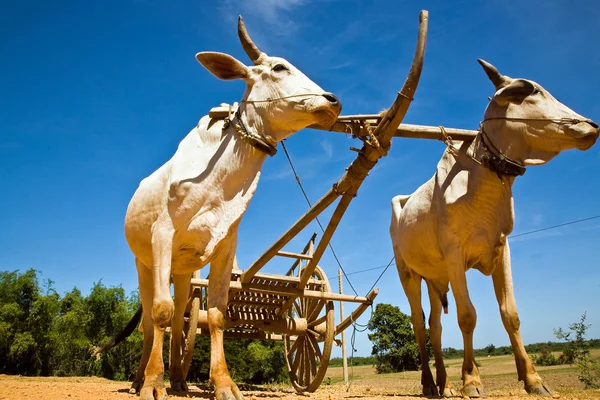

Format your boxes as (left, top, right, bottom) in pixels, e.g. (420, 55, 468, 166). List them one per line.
(447, 251, 486, 398)
(396, 256, 437, 397)
(492, 243, 552, 396)
(169, 272, 193, 392)
(208, 244, 244, 400)
(141, 225, 175, 400)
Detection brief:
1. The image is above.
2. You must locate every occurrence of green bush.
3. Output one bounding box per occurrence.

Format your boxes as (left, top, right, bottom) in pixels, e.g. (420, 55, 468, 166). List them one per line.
(0, 269, 287, 385)
(532, 347, 562, 366)
(554, 312, 600, 389)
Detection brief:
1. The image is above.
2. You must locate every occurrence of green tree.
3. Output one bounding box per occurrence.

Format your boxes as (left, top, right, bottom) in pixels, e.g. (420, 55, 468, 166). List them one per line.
(0, 269, 58, 375)
(0, 269, 288, 385)
(367, 303, 430, 373)
(554, 312, 599, 388)
(85, 282, 142, 380)
(49, 288, 93, 376)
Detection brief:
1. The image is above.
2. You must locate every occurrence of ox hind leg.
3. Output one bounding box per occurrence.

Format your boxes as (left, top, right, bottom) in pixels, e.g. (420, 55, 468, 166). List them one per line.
(169, 271, 193, 392)
(425, 280, 456, 397)
(131, 258, 154, 394)
(208, 239, 244, 400)
(492, 243, 552, 396)
(396, 255, 437, 397)
(446, 249, 486, 397)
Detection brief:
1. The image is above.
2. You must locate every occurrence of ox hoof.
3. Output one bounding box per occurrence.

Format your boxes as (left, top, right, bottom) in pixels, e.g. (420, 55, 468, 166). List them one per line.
(423, 384, 439, 397)
(140, 384, 168, 400)
(441, 386, 458, 397)
(462, 382, 487, 398)
(525, 382, 552, 396)
(170, 380, 189, 392)
(129, 380, 143, 394)
(215, 385, 244, 400)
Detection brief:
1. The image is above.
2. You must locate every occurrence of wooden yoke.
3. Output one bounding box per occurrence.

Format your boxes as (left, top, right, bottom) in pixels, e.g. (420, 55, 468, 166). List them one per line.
(241, 11, 429, 289)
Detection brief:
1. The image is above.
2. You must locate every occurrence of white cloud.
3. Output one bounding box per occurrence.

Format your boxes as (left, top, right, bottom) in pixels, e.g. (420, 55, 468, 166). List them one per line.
(220, 0, 308, 32)
(532, 213, 544, 227)
(319, 139, 333, 160)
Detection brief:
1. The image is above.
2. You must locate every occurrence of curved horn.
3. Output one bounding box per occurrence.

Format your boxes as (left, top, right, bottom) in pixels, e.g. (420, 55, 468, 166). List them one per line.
(369, 10, 429, 152)
(238, 16, 262, 64)
(478, 59, 509, 89)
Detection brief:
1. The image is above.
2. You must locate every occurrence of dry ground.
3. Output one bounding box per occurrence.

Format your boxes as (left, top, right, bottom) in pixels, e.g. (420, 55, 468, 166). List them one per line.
(1, 352, 599, 400)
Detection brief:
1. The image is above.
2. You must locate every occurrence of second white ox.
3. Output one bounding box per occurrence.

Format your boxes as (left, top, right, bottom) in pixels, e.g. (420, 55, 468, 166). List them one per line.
(125, 17, 341, 400)
(390, 60, 598, 398)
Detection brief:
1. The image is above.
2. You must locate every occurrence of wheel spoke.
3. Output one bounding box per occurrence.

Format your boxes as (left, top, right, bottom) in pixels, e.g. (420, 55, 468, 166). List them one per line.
(289, 335, 302, 355)
(308, 314, 327, 327)
(307, 332, 322, 363)
(301, 296, 307, 318)
(307, 299, 325, 322)
(303, 338, 311, 387)
(291, 336, 304, 376)
(296, 339, 305, 386)
(293, 299, 303, 318)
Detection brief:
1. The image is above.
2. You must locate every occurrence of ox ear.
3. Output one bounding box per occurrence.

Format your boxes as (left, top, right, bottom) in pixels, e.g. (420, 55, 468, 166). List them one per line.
(494, 79, 536, 106)
(196, 52, 249, 81)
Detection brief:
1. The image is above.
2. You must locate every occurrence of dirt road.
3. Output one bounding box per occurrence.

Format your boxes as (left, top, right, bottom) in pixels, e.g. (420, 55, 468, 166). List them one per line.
(0, 374, 598, 400)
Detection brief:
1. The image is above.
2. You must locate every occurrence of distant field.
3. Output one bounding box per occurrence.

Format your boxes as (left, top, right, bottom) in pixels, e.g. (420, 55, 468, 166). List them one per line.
(324, 349, 600, 398)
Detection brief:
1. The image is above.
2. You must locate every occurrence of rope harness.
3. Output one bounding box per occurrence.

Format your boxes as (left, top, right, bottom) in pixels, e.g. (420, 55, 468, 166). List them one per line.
(220, 93, 328, 157)
(440, 116, 594, 178)
(223, 110, 278, 156)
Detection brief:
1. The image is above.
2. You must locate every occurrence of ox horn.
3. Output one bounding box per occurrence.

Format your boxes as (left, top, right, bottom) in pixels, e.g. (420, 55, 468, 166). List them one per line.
(238, 16, 262, 64)
(478, 59, 509, 89)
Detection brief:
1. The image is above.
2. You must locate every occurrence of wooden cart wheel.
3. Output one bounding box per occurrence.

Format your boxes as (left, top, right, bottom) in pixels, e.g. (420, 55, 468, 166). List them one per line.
(283, 266, 335, 393)
(181, 282, 200, 379)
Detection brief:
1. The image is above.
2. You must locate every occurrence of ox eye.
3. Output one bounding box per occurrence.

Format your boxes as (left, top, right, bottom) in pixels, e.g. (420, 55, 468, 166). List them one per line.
(533, 88, 542, 95)
(272, 64, 288, 72)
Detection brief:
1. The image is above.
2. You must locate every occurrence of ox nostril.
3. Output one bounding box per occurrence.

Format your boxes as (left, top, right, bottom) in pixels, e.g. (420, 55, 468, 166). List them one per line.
(588, 120, 599, 129)
(322, 92, 340, 106)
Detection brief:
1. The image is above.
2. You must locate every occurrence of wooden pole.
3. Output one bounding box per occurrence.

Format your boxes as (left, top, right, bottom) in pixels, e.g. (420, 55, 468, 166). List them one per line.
(321, 119, 479, 142)
(338, 269, 348, 386)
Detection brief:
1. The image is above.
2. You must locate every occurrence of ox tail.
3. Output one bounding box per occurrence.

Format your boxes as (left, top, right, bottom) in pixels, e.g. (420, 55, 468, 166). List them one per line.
(391, 194, 411, 221)
(390, 194, 411, 240)
(92, 304, 143, 359)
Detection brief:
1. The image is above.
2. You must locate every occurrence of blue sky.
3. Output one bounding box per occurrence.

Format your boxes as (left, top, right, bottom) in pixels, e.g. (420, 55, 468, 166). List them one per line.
(1, 0, 599, 359)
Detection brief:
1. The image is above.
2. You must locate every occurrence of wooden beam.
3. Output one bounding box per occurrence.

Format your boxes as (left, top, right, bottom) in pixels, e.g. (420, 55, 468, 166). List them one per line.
(324, 118, 478, 142)
(334, 288, 379, 336)
(277, 251, 313, 260)
(190, 278, 369, 303)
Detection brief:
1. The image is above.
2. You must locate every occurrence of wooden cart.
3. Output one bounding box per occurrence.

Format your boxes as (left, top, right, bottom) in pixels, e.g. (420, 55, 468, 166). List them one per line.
(171, 10, 479, 393)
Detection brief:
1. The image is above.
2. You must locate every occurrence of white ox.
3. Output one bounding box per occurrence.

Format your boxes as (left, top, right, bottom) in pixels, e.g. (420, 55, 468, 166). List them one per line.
(390, 60, 598, 398)
(125, 17, 341, 400)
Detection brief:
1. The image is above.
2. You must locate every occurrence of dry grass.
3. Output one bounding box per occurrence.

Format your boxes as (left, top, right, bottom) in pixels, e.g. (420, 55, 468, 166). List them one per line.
(0, 351, 599, 399)
(323, 350, 600, 399)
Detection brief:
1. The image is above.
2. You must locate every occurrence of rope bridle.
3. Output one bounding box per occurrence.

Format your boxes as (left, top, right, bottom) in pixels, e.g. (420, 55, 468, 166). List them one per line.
(241, 93, 326, 104)
(224, 110, 278, 156)
(441, 116, 593, 178)
(222, 93, 327, 156)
